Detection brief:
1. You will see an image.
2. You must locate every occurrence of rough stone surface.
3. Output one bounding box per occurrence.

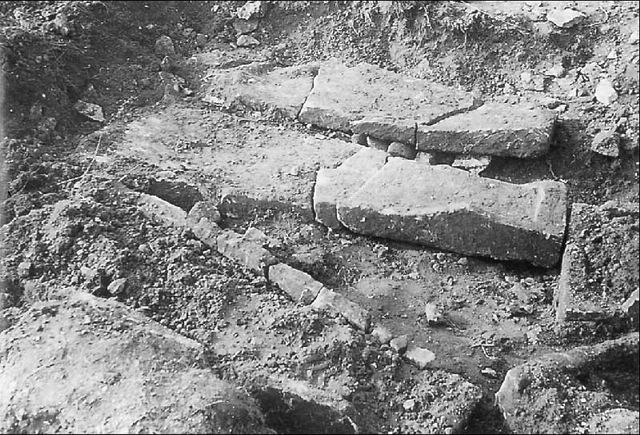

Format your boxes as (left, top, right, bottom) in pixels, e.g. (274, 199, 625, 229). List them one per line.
(237, 1, 264, 20)
(416, 102, 556, 158)
(107, 277, 127, 295)
(621, 289, 639, 327)
(584, 408, 640, 434)
(154, 35, 175, 57)
(404, 345, 436, 369)
(371, 324, 393, 344)
(203, 62, 318, 120)
(237, 34, 260, 47)
(298, 59, 476, 136)
(0, 292, 271, 434)
(310, 287, 371, 332)
(387, 141, 416, 159)
(216, 228, 277, 275)
(268, 263, 324, 304)
(73, 100, 105, 122)
(313, 148, 388, 230)
(451, 155, 491, 174)
(496, 333, 639, 434)
(137, 192, 187, 227)
(555, 202, 639, 323)
(595, 78, 618, 106)
(546, 8, 585, 28)
(186, 201, 222, 247)
(337, 159, 568, 267)
(591, 128, 620, 157)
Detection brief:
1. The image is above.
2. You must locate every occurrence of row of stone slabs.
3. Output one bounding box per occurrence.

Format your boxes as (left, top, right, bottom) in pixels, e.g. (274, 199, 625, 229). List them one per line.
(202, 58, 557, 158)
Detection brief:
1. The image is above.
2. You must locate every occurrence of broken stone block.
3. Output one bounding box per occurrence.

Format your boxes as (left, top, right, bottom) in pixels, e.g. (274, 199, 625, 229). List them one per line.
(236, 34, 260, 47)
(313, 148, 388, 230)
(591, 128, 620, 157)
(451, 155, 491, 174)
(186, 201, 222, 247)
(496, 333, 639, 434)
(187, 201, 221, 226)
(337, 159, 567, 268)
(298, 59, 476, 136)
(387, 141, 416, 159)
(107, 278, 127, 295)
(390, 335, 409, 353)
(555, 203, 639, 324)
(546, 8, 585, 28)
(416, 102, 556, 158)
(237, 1, 265, 20)
(371, 324, 393, 344)
(137, 193, 187, 227)
(595, 79, 618, 106)
(366, 135, 390, 151)
(203, 61, 317, 120)
(310, 287, 371, 332)
(404, 345, 436, 369)
(73, 100, 105, 123)
(216, 228, 277, 276)
(268, 263, 324, 304)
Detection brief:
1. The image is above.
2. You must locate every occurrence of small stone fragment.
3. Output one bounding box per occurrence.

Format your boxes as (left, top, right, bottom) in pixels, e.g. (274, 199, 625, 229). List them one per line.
(403, 399, 416, 412)
(237, 34, 260, 47)
(546, 8, 585, 28)
(107, 278, 127, 295)
(237, 1, 264, 20)
(591, 128, 620, 157)
(481, 367, 498, 378)
(17, 261, 32, 278)
(390, 335, 409, 353)
(73, 100, 105, 122)
(595, 79, 618, 106)
(451, 155, 491, 174)
(268, 263, 323, 304)
(154, 35, 175, 57)
(545, 64, 566, 78)
(621, 289, 639, 326)
(310, 288, 371, 331)
(424, 303, 443, 325)
(404, 345, 436, 369)
(371, 324, 393, 344)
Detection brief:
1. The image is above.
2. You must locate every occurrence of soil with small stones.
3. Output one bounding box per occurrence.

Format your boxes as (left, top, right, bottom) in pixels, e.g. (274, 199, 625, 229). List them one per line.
(1, 1, 639, 434)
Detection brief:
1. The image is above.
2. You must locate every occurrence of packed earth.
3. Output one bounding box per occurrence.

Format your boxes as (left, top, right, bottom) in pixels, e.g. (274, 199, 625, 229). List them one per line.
(0, 1, 639, 434)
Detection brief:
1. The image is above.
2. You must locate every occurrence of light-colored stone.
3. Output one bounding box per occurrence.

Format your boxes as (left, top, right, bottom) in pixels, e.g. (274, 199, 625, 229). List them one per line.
(268, 263, 324, 304)
(591, 128, 620, 157)
(216, 228, 277, 275)
(621, 289, 639, 326)
(404, 345, 436, 369)
(555, 203, 639, 323)
(451, 155, 491, 174)
(595, 79, 618, 106)
(371, 324, 393, 344)
(366, 135, 390, 151)
(236, 34, 260, 47)
(186, 201, 222, 247)
(203, 62, 317, 120)
(237, 1, 264, 20)
(298, 59, 476, 136)
(313, 148, 387, 230)
(416, 102, 556, 158)
(310, 287, 371, 332)
(546, 8, 585, 28)
(387, 141, 416, 159)
(137, 193, 187, 227)
(337, 159, 568, 268)
(73, 100, 105, 122)
(107, 278, 127, 295)
(584, 408, 639, 434)
(390, 335, 409, 353)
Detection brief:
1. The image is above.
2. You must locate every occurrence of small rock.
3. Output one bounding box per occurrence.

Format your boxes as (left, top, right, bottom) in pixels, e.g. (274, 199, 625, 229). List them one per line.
(366, 136, 390, 151)
(424, 303, 443, 325)
(351, 132, 368, 145)
(237, 1, 265, 20)
(268, 263, 323, 304)
(387, 142, 416, 159)
(546, 8, 585, 28)
(154, 35, 175, 57)
(481, 367, 498, 378)
(595, 79, 618, 106)
(310, 287, 371, 331)
(404, 345, 436, 369)
(591, 128, 620, 157)
(107, 278, 127, 295)
(17, 261, 32, 278)
(621, 289, 639, 326)
(545, 64, 566, 78)
(236, 34, 260, 47)
(451, 156, 491, 174)
(371, 325, 394, 344)
(233, 18, 259, 35)
(607, 50, 617, 60)
(73, 100, 105, 122)
(403, 399, 416, 412)
(390, 335, 409, 353)
(457, 257, 469, 266)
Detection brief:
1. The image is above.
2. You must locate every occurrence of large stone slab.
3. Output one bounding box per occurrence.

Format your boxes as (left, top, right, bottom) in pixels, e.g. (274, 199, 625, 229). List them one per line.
(313, 148, 388, 230)
(298, 59, 477, 139)
(202, 61, 318, 119)
(416, 102, 557, 158)
(495, 333, 639, 434)
(0, 292, 270, 434)
(555, 202, 639, 324)
(337, 159, 567, 267)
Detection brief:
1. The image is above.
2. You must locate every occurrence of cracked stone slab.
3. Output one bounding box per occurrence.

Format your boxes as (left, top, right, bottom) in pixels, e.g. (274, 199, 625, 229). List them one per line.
(202, 61, 318, 119)
(554, 202, 639, 323)
(298, 59, 477, 139)
(313, 148, 388, 230)
(337, 159, 567, 267)
(416, 102, 557, 158)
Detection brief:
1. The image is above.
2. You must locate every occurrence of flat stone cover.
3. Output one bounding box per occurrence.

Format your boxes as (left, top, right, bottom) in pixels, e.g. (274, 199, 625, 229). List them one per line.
(337, 159, 567, 267)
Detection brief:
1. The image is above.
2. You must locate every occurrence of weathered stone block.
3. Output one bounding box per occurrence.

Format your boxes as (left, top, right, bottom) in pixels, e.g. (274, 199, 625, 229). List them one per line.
(137, 193, 187, 227)
(416, 102, 556, 158)
(310, 287, 371, 332)
(313, 148, 387, 230)
(268, 263, 324, 304)
(216, 228, 277, 275)
(337, 159, 567, 267)
(404, 345, 436, 369)
(555, 202, 639, 323)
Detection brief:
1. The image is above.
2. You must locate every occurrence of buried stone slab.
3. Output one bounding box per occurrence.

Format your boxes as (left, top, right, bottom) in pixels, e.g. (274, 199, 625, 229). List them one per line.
(313, 147, 388, 230)
(337, 159, 568, 268)
(555, 202, 639, 324)
(0, 292, 271, 434)
(298, 59, 477, 136)
(416, 102, 556, 158)
(310, 287, 371, 332)
(216, 228, 277, 276)
(136, 192, 187, 227)
(202, 61, 318, 119)
(495, 332, 639, 434)
(268, 263, 324, 304)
